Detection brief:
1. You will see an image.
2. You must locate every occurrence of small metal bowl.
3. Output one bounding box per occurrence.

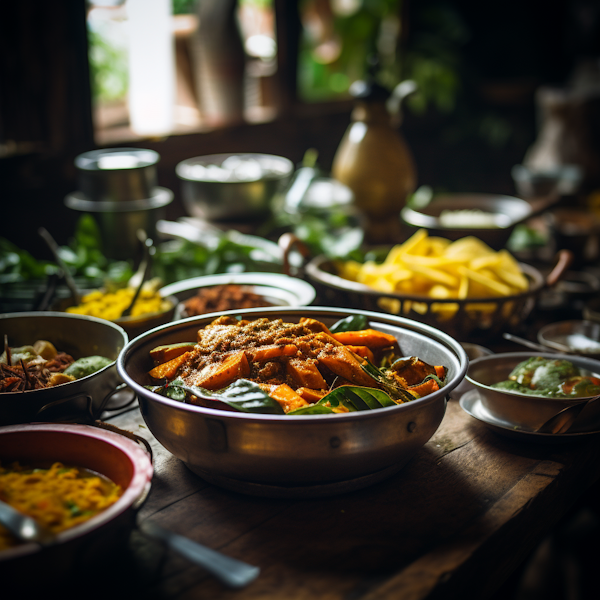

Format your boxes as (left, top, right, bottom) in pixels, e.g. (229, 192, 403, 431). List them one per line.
(400, 193, 534, 250)
(0, 423, 153, 584)
(159, 273, 316, 319)
(64, 188, 173, 261)
(0, 312, 128, 425)
(538, 320, 600, 359)
(176, 153, 294, 221)
(75, 147, 160, 203)
(117, 306, 467, 497)
(466, 352, 600, 432)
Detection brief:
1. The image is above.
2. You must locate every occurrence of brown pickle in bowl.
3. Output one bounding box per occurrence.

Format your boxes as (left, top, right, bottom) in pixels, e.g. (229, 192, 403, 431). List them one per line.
(180, 284, 275, 318)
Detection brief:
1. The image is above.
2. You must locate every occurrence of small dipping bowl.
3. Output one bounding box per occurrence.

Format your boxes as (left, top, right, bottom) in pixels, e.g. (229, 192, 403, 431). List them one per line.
(466, 352, 600, 432)
(538, 320, 600, 359)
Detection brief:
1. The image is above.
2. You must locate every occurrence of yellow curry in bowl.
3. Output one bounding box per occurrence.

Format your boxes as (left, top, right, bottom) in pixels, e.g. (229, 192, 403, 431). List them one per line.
(0, 461, 121, 550)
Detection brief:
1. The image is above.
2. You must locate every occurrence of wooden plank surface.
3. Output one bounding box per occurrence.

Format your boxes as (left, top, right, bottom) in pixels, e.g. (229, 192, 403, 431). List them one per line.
(101, 397, 600, 600)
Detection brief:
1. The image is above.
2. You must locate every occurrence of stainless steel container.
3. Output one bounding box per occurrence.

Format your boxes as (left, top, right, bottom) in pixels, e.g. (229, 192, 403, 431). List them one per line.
(64, 188, 173, 260)
(75, 147, 160, 203)
(0, 312, 128, 425)
(466, 352, 600, 432)
(117, 306, 468, 497)
(176, 153, 294, 221)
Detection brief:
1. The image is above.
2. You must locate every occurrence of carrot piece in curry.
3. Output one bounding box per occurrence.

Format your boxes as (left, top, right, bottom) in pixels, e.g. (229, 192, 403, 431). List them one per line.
(296, 387, 328, 403)
(269, 383, 310, 413)
(149, 352, 193, 380)
(407, 378, 440, 398)
(248, 344, 298, 363)
(331, 329, 397, 349)
(193, 351, 251, 390)
(286, 357, 328, 389)
(317, 345, 376, 387)
(345, 345, 375, 363)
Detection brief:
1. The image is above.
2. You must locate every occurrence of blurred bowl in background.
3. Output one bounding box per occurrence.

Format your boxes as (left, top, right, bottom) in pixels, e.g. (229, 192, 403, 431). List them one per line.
(176, 153, 294, 221)
(400, 193, 535, 250)
(52, 293, 178, 341)
(74, 147, 160, 203)
(544, 207, 600, 264)
(160, 273, 316, 320)
(511, 164, 582, 198)
(537, 320, 600, 359)
(584, 296, 600, 324)
(64, 188, 173, 261)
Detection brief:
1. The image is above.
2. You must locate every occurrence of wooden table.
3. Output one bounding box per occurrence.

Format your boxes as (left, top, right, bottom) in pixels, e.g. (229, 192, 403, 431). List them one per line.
(89, 391, 600, 600)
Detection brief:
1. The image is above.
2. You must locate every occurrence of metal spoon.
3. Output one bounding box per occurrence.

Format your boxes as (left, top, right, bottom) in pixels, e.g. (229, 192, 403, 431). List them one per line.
(0, 499, 56, 546)
(38, 227, 81, 305)
(138, 520, 260, 588)
(535, 395, 599, 434)
(121, 230, 155, 318)
(502, 333, 571, 354)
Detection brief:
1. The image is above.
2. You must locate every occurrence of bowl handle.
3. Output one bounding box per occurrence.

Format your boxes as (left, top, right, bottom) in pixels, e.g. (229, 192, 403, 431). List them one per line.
(545, 248, 574, 287)
(36, 392, 95, 422)
(278, 232, 311, 277)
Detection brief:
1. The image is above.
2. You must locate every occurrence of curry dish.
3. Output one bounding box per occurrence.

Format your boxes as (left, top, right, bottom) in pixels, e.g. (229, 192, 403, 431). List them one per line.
(0, 461, 121, 551)
(148, 315, 447, 414)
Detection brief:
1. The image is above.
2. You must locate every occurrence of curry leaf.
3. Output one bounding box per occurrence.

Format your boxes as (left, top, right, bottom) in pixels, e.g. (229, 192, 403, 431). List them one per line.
(329, 314, 368, 333)
(288, 385, 398, 415)
(361, 360, 418, 403)
(150, 378, 285, 414)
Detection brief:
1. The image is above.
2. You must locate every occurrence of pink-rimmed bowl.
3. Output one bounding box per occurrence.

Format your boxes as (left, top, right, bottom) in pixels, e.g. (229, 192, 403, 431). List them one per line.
(0, 423, 153, 579)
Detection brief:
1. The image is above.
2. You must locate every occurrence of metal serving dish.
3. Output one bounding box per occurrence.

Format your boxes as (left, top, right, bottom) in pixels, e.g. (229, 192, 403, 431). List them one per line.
(0, 423, 153, 586)
(160, 273, 316, 320)
(537, 320, 600, 359)
(466, 352, 600, 432)
(117, 306, 468, 498)
(176, 153, 294, 221)
(400, 193, 536, 250)
(0, 312, 128, 425)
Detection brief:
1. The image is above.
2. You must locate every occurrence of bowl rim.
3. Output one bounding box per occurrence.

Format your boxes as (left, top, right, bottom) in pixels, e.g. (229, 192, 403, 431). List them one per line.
(465, 351, 600, 401)
(117, 305, 468, 423)
(0, 311, 128, 396)
(537, 319, 600, 355)
(400, 193, 532, 230)
(159, 273, 316, 307)
(175, 153, 294, 183)
(0, 422, 153, 562)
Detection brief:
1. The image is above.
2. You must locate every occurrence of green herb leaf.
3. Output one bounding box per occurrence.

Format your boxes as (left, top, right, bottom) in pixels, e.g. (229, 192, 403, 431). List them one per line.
(151, 378, 285, 414)
(361, 360, 417, 403)
(288, 385, 398, 415)
(329, 314, 368, 333)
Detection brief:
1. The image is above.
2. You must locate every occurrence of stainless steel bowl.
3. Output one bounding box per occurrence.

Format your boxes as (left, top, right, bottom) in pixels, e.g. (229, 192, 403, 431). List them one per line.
(176, 153, 294, 221)
(466, 352, 600, 432)
(160, 273, 316, 319)
(400, 193, 535, 250)
(0, 312, 128, 425)
(64, 188, 173, 261)
(117, 307, 467, 497)
(538, 320, 600, 359)
(75, 147, 160, 203)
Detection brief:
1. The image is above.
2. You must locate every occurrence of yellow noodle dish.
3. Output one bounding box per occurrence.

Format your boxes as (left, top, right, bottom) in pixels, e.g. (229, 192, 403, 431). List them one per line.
(0, 461, 121, 550)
